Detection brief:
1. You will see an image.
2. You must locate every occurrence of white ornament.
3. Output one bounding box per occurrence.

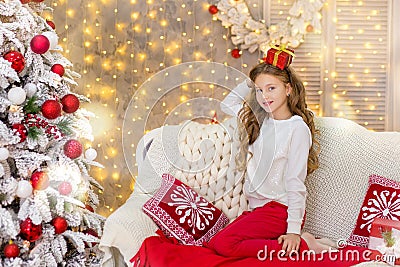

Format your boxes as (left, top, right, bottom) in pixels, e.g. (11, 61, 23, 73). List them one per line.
(8, 87, 26, 105)
(0, 147, 9, 161)
(24, 83, 37, 97)
(41, 31, 59, 50)
(16, 180, 33, 198)
(85, 148, 97, 161)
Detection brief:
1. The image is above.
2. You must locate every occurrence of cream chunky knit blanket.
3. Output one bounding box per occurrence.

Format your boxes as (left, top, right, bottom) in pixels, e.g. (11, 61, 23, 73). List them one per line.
(100, 117, 400, 267)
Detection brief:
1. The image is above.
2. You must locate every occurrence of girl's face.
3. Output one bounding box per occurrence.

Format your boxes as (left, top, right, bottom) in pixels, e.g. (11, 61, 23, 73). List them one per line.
(254, 73, 292, 120)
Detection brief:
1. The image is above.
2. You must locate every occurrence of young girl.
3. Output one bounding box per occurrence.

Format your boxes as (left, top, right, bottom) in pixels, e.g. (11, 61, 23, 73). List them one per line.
(205, 56, 333, 258)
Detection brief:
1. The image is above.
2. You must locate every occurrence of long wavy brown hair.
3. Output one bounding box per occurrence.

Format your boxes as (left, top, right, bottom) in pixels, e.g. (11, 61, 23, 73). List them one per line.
(236, 63, 320, 175)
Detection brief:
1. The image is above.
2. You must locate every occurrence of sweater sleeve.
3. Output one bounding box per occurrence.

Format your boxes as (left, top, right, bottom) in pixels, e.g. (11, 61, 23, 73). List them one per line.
(220, 80, 251, 117)
(284, 123, 312, 235)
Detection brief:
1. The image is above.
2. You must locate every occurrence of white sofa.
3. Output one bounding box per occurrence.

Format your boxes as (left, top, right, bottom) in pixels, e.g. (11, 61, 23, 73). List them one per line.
(99, 116, 400, 267)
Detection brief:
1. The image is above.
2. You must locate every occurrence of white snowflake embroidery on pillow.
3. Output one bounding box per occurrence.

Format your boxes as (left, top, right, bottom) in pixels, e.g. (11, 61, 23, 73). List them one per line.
(360, 190, 400, 232)
(168, 185, 216, 235)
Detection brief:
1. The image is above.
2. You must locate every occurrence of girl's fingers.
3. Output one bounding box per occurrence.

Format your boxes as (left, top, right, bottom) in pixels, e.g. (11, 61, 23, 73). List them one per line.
(282, 239, 288, 253)
(280, 236, 302, 256)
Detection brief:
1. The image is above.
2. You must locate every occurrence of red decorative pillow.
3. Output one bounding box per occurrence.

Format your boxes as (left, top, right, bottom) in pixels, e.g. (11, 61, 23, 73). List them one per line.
(347, 174, 400, 247)
(143, 173, 229, 246)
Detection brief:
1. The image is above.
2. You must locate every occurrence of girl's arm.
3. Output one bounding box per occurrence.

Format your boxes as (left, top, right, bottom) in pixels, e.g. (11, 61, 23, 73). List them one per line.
(284, 123, 312, 235)
(220, 80, 251, 116)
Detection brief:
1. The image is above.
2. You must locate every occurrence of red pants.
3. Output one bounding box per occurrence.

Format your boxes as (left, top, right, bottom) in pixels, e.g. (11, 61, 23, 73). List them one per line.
(205, 201, 309, 258)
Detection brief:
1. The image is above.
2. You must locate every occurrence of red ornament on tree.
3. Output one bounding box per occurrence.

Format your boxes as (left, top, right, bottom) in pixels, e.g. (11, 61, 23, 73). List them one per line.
(64, 139, 83, 159)
(46, 20, 56, 30)
(20, 218, 42, 242)
(3, 242, 20, 258)
(83, 228, 99, 247)
(30, 171, 50, 190)
(41, 99, 61, 119)
(20, 0, 30, 4)
(231, 48, 241, 58)
(61, 94, 80, 113)
(51, 216, 68, 234)
(51, 64, 65, 76)
(3, 51, 25, 73)
(30, 35, 50, 54)
(85, 204, 94, 212)
(12, 123, 27, 142)
(306, 24, 314, 33)
(208, 5, 218, 15)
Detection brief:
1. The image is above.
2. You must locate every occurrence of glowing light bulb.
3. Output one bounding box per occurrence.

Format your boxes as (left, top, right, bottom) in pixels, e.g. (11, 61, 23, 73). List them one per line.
(67, 9, 75, 17)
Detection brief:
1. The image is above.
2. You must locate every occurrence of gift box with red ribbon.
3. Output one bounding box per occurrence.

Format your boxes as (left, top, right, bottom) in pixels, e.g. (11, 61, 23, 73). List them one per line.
(368, 217, 400, 265)
(264, 45, 295, 70)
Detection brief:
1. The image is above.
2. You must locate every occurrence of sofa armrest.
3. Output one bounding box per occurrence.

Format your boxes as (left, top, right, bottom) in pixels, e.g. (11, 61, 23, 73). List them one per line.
(99, 193, 158, 266)
(101, 247, 127, 267)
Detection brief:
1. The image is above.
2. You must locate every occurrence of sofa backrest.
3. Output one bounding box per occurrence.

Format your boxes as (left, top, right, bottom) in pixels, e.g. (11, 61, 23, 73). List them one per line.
(303, 117, 400, 241)
(134, 116, 400, 240)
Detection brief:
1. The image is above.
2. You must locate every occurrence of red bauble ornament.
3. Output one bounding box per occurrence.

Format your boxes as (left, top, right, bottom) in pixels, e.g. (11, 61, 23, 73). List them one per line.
(20, 0, 30, 3)
(30, 35, 50, 54)
(46, 20, 56, 30)
(83, 229, 99, 247)
(4, 243, 20, 258)
(41, 99, 61, 119)
(231, 48, 241, 58)
(85, 204, 94, 212)
(64, 139, 83, 159)
(3, 51, 25, 73)
(208, 5, 218, 15)
(58, 181, 72, 195)
(61, 94, 80, 113)
(51, 64, 65, 77)
(20, 218, 42, 242)
(306, 24, 314, 33)
(211, 111, 218, 124)
(12, 123, 27, 142)
(30, 171, 50, 190)
(51, 217, 68, 234)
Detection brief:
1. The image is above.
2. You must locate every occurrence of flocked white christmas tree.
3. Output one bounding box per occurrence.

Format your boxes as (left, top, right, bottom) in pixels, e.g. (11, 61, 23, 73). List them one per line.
(0, 0, 105, 266)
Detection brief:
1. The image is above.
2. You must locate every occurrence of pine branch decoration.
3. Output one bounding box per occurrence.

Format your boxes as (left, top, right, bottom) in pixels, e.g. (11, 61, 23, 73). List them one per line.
(381, 227, 396, 247)
(57, 117, 73, 136)
(24, 96, 41, 114)
(27, 126, 42, 140)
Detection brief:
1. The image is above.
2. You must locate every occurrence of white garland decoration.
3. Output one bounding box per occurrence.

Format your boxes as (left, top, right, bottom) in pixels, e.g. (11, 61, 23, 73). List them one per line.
(214, 0, 326, 53)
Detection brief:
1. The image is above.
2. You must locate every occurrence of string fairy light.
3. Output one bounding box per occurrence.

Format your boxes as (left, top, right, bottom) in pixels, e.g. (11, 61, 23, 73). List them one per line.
(330, 0, 387, 130)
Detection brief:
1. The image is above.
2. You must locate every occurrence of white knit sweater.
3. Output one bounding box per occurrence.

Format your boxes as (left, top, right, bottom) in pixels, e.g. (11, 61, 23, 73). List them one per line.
(220, 81, 311, 234)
